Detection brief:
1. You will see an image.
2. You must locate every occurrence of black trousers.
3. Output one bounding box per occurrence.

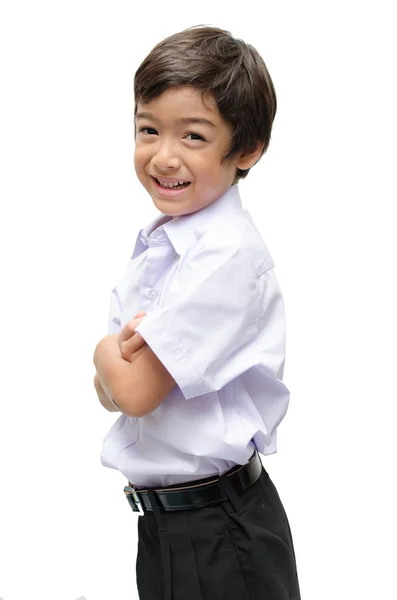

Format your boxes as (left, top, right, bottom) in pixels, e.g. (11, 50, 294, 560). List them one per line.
(135, 460, 300, 600)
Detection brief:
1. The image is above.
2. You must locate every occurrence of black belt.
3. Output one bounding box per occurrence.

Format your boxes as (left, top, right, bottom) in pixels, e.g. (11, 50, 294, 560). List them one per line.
(123, 448, 262, 514)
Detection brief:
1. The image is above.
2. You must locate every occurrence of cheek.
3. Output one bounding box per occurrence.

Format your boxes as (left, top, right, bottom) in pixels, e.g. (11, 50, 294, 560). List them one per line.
(134, 145, 151, 172)
(191, 154, 222, 180)
(193, 159, 230, 188)
(133, 150, 141, 171)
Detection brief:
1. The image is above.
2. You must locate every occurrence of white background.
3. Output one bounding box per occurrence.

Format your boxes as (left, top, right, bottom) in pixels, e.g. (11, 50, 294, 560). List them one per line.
(0, 1, 396, 599)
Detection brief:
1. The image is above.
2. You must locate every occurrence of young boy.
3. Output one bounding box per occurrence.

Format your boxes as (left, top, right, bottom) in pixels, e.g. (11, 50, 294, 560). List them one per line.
(93, 26, 300, 600)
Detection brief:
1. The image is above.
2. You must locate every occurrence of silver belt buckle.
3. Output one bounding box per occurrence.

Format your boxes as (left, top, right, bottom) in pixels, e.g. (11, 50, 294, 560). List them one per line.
(124, 485, 145, 516)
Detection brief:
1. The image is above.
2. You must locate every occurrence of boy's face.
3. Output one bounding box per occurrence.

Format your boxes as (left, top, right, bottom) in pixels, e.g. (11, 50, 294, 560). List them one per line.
(134, 86, 243, 217)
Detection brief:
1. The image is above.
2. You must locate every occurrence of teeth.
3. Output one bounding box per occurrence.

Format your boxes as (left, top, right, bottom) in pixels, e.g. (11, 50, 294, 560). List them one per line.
(157, 178, 188, 188)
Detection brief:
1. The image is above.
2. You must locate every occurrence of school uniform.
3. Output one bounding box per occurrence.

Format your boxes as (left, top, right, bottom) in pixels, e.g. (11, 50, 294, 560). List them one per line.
(100, 185, 300, 599)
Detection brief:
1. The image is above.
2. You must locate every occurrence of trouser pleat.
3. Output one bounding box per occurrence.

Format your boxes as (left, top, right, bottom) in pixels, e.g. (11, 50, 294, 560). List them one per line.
(147, 490, 172, 600)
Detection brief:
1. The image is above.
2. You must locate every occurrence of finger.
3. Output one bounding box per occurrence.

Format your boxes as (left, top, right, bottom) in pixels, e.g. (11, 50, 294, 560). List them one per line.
(134, 310, 147, 318)
(121, 342, 148, 364)
(122, 334, 146, 355)
(120, 331, 147, 360)
(118, 316, 145, 344)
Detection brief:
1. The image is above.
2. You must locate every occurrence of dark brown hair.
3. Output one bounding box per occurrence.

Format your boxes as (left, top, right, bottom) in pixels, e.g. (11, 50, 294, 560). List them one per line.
(134, 26, 277, 182)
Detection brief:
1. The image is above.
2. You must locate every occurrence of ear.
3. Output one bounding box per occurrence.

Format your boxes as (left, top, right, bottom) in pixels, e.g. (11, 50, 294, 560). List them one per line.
(236, 143, 265, 171)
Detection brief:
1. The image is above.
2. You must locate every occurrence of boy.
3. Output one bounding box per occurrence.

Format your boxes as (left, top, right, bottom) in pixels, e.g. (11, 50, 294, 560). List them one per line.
(93, 26, 300, 600)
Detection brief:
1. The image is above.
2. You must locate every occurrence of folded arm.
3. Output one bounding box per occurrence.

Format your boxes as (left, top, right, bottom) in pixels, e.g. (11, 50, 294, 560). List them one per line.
(93, 316, 148, 414)
(93, 312, 149, 413)
(93, 335, 175, 417)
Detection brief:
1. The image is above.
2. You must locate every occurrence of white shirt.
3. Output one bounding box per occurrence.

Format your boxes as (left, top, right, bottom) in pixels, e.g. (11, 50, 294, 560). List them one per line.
(100, 185, 290, 488)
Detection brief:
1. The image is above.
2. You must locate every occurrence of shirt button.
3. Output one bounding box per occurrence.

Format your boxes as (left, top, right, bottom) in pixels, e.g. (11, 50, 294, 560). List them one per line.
(149, 289, 158, 299)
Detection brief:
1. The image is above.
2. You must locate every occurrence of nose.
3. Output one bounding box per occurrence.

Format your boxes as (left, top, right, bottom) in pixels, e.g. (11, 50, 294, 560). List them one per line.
(153, 140, 181, 171)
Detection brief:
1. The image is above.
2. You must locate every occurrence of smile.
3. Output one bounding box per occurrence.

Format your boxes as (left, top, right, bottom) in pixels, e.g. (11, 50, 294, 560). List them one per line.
(151, 176, 191, 197)
(154, 177, 191, 189)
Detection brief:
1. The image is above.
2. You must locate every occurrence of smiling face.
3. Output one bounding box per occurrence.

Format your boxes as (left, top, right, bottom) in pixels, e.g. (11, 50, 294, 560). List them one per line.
(134, 86, 248, 217)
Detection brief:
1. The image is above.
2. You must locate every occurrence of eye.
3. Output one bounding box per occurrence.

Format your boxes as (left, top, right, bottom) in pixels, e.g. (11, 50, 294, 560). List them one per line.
(186, 133, 206, 141)
(139, 127, 158, 135)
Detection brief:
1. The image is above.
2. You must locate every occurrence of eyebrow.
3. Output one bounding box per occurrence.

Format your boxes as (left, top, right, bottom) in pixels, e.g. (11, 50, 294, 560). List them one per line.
(135, 112, 217, 128)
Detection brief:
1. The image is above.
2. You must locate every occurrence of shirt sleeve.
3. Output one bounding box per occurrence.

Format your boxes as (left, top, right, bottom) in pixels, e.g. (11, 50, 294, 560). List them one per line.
(135, 226, 266, 400)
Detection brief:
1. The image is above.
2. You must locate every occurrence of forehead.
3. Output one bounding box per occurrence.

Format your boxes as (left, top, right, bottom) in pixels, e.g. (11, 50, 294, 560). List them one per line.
(136, 86, 221, 121)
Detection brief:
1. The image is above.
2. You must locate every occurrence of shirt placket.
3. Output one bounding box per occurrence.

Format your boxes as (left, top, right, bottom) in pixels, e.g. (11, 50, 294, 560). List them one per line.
(140, 236, 175, 311)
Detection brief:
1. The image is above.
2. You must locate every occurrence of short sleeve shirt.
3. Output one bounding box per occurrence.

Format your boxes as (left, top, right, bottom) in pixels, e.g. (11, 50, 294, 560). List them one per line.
(100, 185, 290, 488)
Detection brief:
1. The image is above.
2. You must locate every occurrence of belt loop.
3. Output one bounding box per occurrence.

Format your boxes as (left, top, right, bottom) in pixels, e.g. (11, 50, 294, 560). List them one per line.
(147, 490, 166, 532)
(220, 474, 245, 515)
(147, 490, 172, 600)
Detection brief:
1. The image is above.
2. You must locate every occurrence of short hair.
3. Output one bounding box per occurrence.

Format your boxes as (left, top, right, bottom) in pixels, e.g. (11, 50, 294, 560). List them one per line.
(134, 26, 277, 182)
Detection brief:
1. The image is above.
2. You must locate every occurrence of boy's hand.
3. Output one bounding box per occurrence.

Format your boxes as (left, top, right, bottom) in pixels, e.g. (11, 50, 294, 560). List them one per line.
(118, 310, 148, 362)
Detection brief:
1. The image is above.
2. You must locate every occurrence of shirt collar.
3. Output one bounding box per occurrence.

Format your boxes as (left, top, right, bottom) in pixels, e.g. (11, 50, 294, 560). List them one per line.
(131, 185, 243, 259)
